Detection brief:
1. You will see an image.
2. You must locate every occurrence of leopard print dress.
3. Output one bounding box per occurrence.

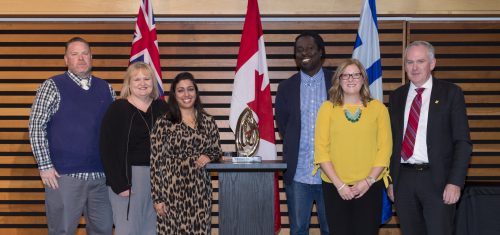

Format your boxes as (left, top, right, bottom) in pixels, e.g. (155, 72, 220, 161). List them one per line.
(150, 113, 221, 235)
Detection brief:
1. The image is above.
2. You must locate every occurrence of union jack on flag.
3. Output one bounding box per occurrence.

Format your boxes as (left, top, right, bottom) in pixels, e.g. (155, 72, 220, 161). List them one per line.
(130, 0, 164, 96)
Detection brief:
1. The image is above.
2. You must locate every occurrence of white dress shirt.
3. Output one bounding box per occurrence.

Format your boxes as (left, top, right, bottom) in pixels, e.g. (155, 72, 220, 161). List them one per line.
(402, 76, 433, 164)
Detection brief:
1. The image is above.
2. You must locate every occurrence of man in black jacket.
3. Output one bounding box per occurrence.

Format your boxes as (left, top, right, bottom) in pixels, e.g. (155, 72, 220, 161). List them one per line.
(388, 41, 472, 235)
(275, 32, 331, 235)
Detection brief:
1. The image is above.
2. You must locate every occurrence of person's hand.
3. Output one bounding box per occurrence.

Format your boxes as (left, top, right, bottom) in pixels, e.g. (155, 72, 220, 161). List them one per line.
(154, 202, 168, 217)
(387, 184, 394, 202)
(352, 179, 371, 199)
(337, 185, 355, 200)
(118, 190, 132, 197)
(40, 168, 60, 189)
(443, 184, 461, 204)
(195, 154, 211, 169)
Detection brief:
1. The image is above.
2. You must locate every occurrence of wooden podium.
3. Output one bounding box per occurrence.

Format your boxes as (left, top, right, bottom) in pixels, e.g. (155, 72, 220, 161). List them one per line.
(206, 159, 287, 235)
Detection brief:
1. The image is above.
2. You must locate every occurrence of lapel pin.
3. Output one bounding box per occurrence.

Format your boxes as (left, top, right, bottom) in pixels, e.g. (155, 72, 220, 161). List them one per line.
(435, 100, 439, 104)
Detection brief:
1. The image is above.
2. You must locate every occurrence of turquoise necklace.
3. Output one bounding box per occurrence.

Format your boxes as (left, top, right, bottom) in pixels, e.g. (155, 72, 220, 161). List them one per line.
(343, 106, 362, 123)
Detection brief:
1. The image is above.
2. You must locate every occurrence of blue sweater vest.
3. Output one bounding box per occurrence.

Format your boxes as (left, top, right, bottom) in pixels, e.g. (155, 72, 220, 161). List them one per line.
(47, 73, 112, 174)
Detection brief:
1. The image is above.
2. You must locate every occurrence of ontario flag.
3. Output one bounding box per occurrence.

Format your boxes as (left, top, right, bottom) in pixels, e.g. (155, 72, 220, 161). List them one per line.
(129, 0, 164, 97)
(228, 0, 280, 232)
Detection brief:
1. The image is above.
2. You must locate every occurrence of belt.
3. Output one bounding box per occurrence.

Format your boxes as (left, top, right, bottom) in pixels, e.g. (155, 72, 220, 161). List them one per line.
(400, 163, 430, 171)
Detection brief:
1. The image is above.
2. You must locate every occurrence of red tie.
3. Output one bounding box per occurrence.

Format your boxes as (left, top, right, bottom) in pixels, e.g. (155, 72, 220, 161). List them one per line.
(401, 88, 425, 161)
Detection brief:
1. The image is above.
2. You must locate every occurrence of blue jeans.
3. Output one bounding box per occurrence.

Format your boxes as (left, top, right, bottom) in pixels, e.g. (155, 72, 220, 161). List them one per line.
(285, 181, 329, 235)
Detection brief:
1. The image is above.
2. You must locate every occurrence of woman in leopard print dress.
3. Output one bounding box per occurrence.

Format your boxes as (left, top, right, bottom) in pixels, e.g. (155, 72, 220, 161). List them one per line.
(150, 72, 221, 235)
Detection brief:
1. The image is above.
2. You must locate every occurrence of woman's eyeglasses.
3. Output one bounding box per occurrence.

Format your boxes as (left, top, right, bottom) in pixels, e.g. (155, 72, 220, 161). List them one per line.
(340, 73, 363, 81)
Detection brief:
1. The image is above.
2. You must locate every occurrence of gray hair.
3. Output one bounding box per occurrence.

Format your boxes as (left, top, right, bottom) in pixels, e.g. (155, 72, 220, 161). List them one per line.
(404, 41, 435, 61)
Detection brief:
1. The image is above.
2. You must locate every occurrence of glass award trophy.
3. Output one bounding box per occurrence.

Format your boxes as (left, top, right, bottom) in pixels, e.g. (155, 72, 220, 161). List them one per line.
(232, 107, 262, 163)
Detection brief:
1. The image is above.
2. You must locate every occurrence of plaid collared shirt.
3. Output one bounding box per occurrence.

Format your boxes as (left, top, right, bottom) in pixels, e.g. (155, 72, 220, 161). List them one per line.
(29, 71, 116, 180)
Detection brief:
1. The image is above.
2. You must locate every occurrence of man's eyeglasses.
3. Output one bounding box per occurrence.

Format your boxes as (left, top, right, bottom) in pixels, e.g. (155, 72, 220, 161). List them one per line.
(340, 73, 363, 81)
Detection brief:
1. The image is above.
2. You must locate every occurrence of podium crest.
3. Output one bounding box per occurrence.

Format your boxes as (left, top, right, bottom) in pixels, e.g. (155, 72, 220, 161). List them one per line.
(234, 107, 262, 162)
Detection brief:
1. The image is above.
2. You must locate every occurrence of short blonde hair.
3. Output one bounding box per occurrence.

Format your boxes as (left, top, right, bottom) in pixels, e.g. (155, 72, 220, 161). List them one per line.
(328, 59, 372, 106)
(120, 62, 160, 99)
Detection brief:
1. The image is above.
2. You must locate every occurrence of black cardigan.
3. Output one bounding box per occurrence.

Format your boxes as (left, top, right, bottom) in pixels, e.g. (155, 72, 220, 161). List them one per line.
(100, 98, 168, 194)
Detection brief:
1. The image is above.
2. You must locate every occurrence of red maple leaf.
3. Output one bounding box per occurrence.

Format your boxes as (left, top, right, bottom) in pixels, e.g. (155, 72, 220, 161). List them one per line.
(247, 70, 275, 144)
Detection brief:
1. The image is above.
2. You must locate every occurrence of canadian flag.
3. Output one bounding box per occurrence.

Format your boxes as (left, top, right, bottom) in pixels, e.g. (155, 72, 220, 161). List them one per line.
(229, 0, 280, 232)
(229, 0, 276, 161)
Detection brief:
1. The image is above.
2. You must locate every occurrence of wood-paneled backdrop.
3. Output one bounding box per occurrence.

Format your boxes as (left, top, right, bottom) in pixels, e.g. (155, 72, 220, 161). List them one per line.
(0, 20, 499, 235)
(3, 0, 500, 15)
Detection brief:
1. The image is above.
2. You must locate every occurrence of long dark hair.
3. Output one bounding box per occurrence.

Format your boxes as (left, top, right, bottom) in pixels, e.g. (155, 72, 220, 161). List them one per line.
(167, 72, 207, 125)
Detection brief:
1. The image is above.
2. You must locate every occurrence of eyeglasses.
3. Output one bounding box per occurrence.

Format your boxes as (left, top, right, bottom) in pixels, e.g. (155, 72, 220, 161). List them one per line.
(340, 73, 363, 81)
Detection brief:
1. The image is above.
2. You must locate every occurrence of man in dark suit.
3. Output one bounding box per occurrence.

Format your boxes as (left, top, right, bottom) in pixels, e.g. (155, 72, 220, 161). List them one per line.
(387, 41, 472, 235)
(275, 32, 331, 235)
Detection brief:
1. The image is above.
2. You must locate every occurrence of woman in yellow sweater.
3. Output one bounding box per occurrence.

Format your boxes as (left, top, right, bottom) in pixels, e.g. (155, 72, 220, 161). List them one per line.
(314, 59, 392, 235)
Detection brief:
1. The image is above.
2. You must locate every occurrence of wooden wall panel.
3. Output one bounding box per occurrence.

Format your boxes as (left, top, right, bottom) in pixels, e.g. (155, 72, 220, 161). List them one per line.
(3, 0, 500, 16)
(0, 20, 498, 235)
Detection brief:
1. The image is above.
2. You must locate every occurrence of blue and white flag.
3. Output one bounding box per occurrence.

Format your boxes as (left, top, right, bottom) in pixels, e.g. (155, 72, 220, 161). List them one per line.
(352, 0, 383, 101)
(353, 0, 392, 224)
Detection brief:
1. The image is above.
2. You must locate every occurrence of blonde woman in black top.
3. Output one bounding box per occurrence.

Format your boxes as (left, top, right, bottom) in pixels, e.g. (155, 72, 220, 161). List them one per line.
(100, 62, 167, 235)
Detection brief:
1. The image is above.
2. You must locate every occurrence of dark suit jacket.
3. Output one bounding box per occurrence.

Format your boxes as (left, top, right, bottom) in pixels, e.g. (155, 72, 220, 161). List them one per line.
(389, 77, 472, 195)
(275, 69, 333, 185)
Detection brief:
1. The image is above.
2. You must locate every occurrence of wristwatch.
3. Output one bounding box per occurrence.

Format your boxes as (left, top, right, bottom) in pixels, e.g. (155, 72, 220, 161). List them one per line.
(366, 176, 376, 186)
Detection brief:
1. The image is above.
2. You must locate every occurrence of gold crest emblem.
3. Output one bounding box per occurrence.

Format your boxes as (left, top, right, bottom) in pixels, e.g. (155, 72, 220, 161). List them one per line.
(235, 107, 260, 157)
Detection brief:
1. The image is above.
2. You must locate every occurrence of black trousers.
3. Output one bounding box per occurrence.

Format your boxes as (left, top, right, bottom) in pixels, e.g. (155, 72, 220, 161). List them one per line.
(394, 167, 456, 235)
(322, 180, 383, 235)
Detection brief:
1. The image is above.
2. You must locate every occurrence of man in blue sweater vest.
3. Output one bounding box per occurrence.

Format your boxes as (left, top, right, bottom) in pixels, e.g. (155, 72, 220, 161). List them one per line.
(29, 37, 114, 235)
